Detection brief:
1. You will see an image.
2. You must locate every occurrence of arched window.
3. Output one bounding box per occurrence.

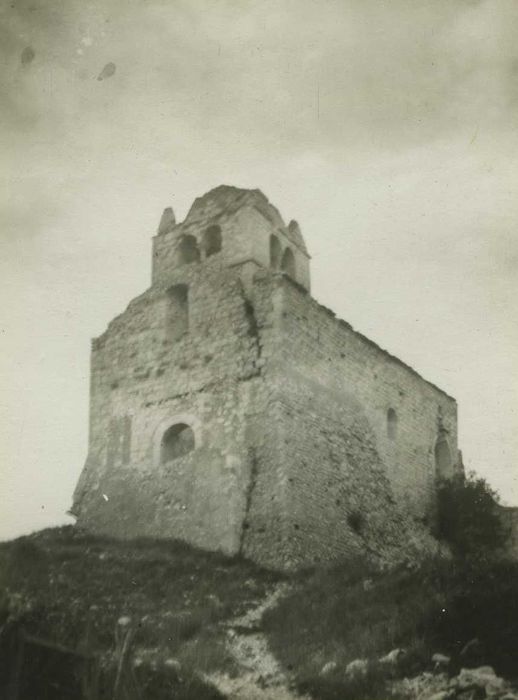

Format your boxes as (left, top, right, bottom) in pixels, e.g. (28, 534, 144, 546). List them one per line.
(176, 235, 200, 265)
(280, 247, 296, 278)
(166, 284, 188, 341)
(203, 225, 222, 257)
(387, 408, 397, 439)
(435, 437, 453, 479)
(160, 423, 195, 463)
(270, 234, 282, 269)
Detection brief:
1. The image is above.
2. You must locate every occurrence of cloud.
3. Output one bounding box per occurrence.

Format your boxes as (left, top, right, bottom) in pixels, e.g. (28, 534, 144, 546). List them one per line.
(1, 0, 517, 172)
(1, 0, 518, 536)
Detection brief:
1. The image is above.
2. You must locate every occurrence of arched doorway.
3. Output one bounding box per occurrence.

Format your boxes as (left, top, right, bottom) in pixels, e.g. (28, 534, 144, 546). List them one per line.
(435, 436, 453, 479)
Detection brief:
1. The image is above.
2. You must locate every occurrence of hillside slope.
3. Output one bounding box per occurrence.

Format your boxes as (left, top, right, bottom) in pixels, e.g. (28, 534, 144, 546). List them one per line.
(1, 527, 518, 699)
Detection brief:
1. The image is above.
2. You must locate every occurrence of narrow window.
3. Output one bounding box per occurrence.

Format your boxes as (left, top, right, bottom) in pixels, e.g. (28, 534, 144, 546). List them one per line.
(435, 437, 453, 479)
(203, 225, 222, 257)
(121, 415, 132, 465)
(280, 247, 296, 278)
(166, 284, 188, 341)
(160, 423, 195, 463)
(270, 234, 282, 269)
(177, 234, 200, 265)
(387, 408, 397, 439)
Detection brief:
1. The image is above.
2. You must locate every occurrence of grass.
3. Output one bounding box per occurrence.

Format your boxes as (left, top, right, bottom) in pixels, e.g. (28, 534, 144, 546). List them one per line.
(0, 526, 280, 642)
(262, 554, 518, 698)
(2, 526, 518, 700)
(0, 526, 281, 699)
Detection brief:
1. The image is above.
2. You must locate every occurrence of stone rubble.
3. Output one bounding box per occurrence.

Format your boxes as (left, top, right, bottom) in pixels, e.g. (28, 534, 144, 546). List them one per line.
(392, 659, 517, 700)
(345, 658, 369, 678)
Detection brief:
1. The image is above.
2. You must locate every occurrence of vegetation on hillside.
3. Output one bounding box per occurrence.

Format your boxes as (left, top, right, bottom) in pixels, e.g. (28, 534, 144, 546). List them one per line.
(263, 554, 518, 699)
(262, 472, 515, 699)
(0, 473, 515, 699)
(0, 527, 280, 699)
(435, 471, 508, 558)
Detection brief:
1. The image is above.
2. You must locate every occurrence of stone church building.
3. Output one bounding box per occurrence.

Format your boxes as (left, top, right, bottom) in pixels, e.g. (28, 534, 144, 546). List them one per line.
(72, 185, 461, 570)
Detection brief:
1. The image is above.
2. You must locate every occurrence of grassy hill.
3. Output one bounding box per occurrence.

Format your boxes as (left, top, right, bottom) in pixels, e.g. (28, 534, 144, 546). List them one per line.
(1, 526, 518, 699)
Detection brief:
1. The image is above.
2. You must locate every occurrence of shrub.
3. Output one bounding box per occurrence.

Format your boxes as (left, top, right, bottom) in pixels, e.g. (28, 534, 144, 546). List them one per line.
(436, 472, 508, 558)
(424, 557, 518, 678)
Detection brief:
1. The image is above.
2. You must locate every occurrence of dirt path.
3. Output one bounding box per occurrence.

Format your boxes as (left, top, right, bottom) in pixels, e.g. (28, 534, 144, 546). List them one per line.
(207, 583, 309, 700)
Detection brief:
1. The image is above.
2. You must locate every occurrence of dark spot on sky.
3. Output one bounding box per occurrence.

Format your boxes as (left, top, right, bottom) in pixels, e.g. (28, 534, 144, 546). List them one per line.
(97, 62, 116, 81)
(21, 46, 35, 66)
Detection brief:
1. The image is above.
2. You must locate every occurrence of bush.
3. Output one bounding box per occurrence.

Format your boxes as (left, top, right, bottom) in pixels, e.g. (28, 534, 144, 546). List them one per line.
(264, 555, 518, 688)
(436, 472, 508, 558)
(262, 557, 445, 693)
(424, 557, 518, 678)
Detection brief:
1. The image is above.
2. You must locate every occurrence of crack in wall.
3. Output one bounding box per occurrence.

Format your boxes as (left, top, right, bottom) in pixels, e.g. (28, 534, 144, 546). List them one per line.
(239, 446, 260, 555)
(238, 280, 263, 369)
(237, 281, 267, 554)
(145, 384, 211, 407)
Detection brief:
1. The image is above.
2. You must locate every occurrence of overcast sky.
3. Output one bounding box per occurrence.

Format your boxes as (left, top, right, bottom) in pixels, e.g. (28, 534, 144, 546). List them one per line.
(1, 0, 517, 540)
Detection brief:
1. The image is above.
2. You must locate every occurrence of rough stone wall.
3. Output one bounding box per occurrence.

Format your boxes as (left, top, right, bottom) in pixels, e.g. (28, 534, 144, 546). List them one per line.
(276, 275, 458, 510)
(238, 272, 459, 569)
(72, 260, 276, 555)
(73, 185, 459, 571)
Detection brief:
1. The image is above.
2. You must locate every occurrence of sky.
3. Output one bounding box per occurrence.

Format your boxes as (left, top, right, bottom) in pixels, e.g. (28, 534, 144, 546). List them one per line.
(1, 0, 517, 540)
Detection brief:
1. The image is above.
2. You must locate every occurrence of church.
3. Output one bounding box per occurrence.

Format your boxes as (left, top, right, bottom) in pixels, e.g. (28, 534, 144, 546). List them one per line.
(72, 186, 460, 570)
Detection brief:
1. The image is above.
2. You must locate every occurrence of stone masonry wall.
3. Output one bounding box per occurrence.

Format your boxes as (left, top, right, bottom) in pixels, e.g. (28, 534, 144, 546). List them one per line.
(73, 260, 278, 556)
(74, 261, 458, 570)
(239, 271, 459, 569)
(277, 274, 458, 512)
(73, 186, 459, 571)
